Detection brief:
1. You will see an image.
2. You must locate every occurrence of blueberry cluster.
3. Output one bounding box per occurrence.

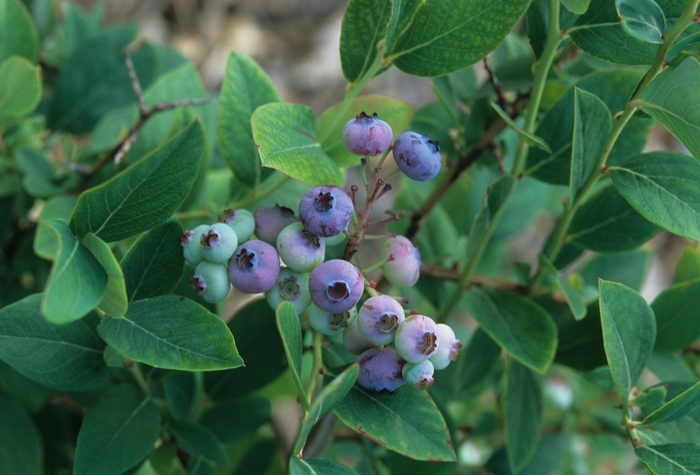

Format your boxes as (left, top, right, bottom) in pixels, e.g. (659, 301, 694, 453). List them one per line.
(181, 111, 460, 393)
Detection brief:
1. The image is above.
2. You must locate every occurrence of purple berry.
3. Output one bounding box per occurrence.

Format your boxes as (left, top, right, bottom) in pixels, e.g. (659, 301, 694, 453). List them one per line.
(394, 315, 439, 364)
(393, 131, 442, 181)
(342, 111, 393, 157)
(254, 205, 296, 245)
(276, 222, 325, 272)
(228, 240, 280, 294)
(309, 259, 364, 313)
(430, 323, 462, 370)
(343, 315, 376, 354)
(307, 303, 356, 337)
(265, 268, 311, 314)
(299, 185, 354, 238)
(402, 360, 435, 390)
(200, 223, 238, 264)
(189, 261, 230, 303)
(181, 224, 209, 265)
(356, 348, 406, 393)
(219, 208, 255, 242)
(380, 236, 421, 288)
(357, 295, 406, 346)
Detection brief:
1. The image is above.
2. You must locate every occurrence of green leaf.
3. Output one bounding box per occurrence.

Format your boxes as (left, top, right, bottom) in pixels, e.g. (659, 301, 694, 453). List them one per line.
(15, 148, 61, 198)
(306, 459, 360, 475)
(462, 289, 557, 374)
(0, 56, 41, 120)
(275, 301, 308, 410)
(41, 220, 108, 324)
(652, 278, 700, 352)
(0, 396, 42, 475)
(290, 458, 315, 475)
(466, 175, 516, 260)
(339, 0, 392, 82)
(491, 102, 551, 153)
(252, 103, 343, 186)
(217, 52, 280, 187)
(674, 246, 700, 283)
(504, 359, 542, 474)
(616, 0, 665, 44)
(33, 195, 77, 260)
(82, 233, 129, 318)
(169, 420, 229, 467)
(97, 295, 243, 371)
(163, 371, 197, 421)
(199, 395, 271, 443)
(551, 300, 608, 371)
(539, 255, 587, 320)
(233, 439, 278, 475)
(568, 184, 661, 252)
(74, 384, 161, 475)
(599, 280, 656, 410)
(609, 152, 700, 240)
(561, 0, 590, 14)
(316, 94, 415, 168)
(0, 294, 110, 391)
(635, 58, 700, 160)
(70, 120, 204, 242)
(636, 443, 700, 475)
(0, 0, 39, 63)
(331, 381, 456, 461)
(644, 381, 700, 425)
(121, 217, 184, 303)
(385, 0, 533, 77)
(578, 249, 652, 291)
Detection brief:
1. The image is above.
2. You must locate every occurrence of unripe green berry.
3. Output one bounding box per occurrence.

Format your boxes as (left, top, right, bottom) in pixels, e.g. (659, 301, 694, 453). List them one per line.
(181, 224, 209, 266)
(189, 261, 230, 303)
(201, 223, 238, 264)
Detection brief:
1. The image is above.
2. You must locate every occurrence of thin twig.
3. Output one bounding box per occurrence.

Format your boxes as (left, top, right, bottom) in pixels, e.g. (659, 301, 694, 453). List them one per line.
(484, 56, 507, 110)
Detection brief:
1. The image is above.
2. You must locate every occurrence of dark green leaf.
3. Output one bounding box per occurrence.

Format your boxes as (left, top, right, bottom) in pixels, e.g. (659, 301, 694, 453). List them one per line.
(551, 300, 608, 371)
(467, 175, 516, 260)
(121, 217, 184, 303)
(0, 56, 41, 120)
(97, 295, 243, 371)
(15, 149, 61, 198)
(616, 0, 665, 44)
(70, 120, 204, 242)
(339, 0, 392, 83)
(233, 438, 278, 475)
(306, 459, 359, 475)
(599, 280, 656, 410)
(290, 457, 315, 475)
(504, 359, 542, 474)
(41, 220, 107, 324)
(74, 384, 161, 475)
(527, 0, 581, 58)
(644, 381, 700, 425)
(491, 102, 551, 153)
(0, 361, 55, 412)
(578, 249, 651, 291)
(636, 443, 700, 475)
(648, 351, 697, 382)
(0, 0, 39, 63)
(163, 371, 197, 421)
(561, 0, 590, 14)
(0, 396, 42, 475)
(539, 255, 587, 320)
(652, 278, 700, 352)
(169, 420, 229, 467)
(33, 195, 77, 260)
(199, 395, 271, 443)
(674, 246, 700, 283)
(82, 233, 129, 318)
(276, 301, 307, 409)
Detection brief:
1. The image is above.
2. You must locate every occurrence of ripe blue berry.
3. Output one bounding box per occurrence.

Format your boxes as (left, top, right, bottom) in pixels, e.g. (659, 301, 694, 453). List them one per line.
(393, 131, 442, 181)
(430, 323, 462, 370)
(343, 315, 377, 354)
(309, 259, 364, 313)
(307, 303, 356, 337)
(342, 111, 393, 157)
(189, 261, 230, 303)
(219, 208, 255, 242)
(181, 224, 209, 266)
(356, 348, 406, 393)
(380, 236, 421, 288)
(357, 295, 405, 346)
(265, 268, 311, 314)
(228, 240, 280, 294)
(299, 185, 354, 238)
(402, 360, 435, 390)
(200, 223, 238, 264)
(276, 222, 325, 272)
(254, 205, 297, 245)
(394, 315, 439, 364)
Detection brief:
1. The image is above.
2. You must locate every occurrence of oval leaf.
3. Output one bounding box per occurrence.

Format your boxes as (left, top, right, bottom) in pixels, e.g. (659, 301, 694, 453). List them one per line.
(276, 301, 308, 410)
(643, 380, 700, 425)
(339, 0, 393, 82)
(0, 0, 39, 63)
(504, 359, 543, 474)
(199, 395, 271, 443)
(169, 420, 229, 467)
(33, 195, 78, 260)
(635, 443, 700, 475)
(0, 396, 42, 475)
(82, 233, 128, 318)
(652, 278, 700, 352)
(0, 56, 41, 120)
(616, 0, 665, 44)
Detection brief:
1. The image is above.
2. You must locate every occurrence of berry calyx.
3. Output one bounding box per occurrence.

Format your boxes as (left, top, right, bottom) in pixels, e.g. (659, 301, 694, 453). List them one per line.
(308, 303, 356, 337)
(265, 268, 311, 314)
(402, 360, 435, 390)
(357, 295, 406, 346)
(200, 223, 238, 264)
(299, 185, 354, 238)
(394, 314, 439, 364)
(309, 259, 364, 313)
(228, 240, 280, 294)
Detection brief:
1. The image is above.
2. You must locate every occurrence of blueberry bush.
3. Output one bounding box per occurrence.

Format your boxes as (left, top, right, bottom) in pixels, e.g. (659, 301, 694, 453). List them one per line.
(2, 0, 700, 473)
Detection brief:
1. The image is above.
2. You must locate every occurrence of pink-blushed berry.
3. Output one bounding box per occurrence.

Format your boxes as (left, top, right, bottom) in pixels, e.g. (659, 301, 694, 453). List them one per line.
(276, 222, 325, 272)
(342, 111, 393, 157)
(430, 323, 462, 370)
(219, 208, 255, 242)
(394, 314, 439, 364)
(200, 223, 238, 264)
(356, 347, 406, 393)
(393, 131, 442, 181)
(343, 315, 376, 354)
(357, 295, 406, 346)
(309, 259, 364, 313)
(307, 303, 356, 337)
(380, 236, 422, 288)
(189, 261, 230, 303)
(254, 205, 296, 245)
(299, 185, 354, 238)
(402, 360, 435, 390)
(182, 224, 209, 266)
(228, 240, 280, 294)
(265, 268, 311, 314)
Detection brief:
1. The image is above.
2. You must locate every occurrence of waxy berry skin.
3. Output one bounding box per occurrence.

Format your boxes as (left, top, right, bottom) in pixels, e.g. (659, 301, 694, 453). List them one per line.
(276, 222, 325, 272)
(394, 314, 439, 364)
(265, 268, 311, 315)
(228, 240, 280, 294)
(430, 323, 462, 370)
(357, 295, 406, 346)
(343, 315, 377, 354)
(402, 360, 435, 390)
(299, 185, 353, 238)
(219, 208, 255, 242)
(342, 111, 393, 157)
(309, 259, 364, 313)
(380, 236, 422, 288)
(182, 224, 209, 266)
(189, 261, 230, 303)
(200, 223, 238, 264)
(392, 131, 442, 181)
(356, 347, 406, 393)
(254, 205, 297, 245)
(308, 303, 356, 337)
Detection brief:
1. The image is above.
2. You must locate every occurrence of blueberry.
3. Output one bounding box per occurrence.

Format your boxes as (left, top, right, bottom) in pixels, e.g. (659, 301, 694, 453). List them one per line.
(402, 360, 435, 390)
(342, 111, 393, 157)
(309, 259, 364, 313)
(356, 347, 406, 393)
(342, 314, 377, 354)
(394, 315, 439, 364)
(219, 208, 255, 242)
(200, 223, 239, 264)
(276, 222, 325, 272)
(299, 185, 353, 238)
(265, 268, 311, 314)
(357, 295, 406, 346)
(189, 261, 230, 303)
(380, 236, 421, 288)
(228, 240, 281, 294)
(393, 131, 442, 181)
(430, 323, 462, 370)
(254, 204, 297, 245)
(181, 224, 209, 266)
(307, 303, 356, 337)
